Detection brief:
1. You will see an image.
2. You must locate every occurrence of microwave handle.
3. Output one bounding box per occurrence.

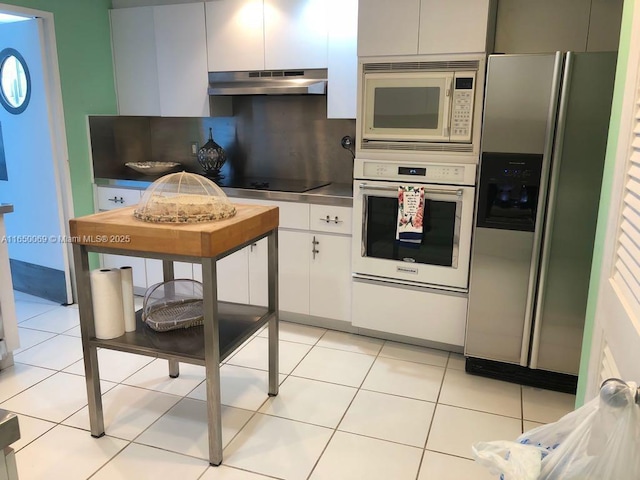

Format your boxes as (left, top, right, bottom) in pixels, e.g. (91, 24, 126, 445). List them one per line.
(443, 76, 452, 138)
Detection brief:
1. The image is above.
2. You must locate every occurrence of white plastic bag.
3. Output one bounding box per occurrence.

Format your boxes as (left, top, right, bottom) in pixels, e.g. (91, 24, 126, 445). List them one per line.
(473, 380, 640, 480)
(472, 441, 545, 480)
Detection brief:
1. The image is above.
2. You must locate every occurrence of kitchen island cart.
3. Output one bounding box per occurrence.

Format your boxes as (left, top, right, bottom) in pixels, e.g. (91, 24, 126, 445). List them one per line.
(69, 203, 279, 465)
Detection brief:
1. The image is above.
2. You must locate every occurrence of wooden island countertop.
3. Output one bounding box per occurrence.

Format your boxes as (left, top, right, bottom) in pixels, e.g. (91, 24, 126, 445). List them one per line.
(69, 204, 279, 258)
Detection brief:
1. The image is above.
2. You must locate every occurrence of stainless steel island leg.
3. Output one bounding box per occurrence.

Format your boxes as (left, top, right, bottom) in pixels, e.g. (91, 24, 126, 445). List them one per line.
(163, 261, 180, 379)
(72, 244, 104, 437)
(201, 257, 223, 466)
(268, 228, 279, 396)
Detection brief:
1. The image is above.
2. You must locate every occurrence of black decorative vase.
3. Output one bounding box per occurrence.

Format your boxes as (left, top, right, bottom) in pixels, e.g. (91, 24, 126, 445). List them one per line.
(197, 127, 226, 179)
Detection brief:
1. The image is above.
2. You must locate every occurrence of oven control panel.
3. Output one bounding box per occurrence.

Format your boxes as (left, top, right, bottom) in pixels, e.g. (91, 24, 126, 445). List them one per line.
(357, 160, 475, 185)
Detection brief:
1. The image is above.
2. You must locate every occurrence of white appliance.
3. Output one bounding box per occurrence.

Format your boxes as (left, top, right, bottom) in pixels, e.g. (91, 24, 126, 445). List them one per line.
(351, 158, 475, 347)
(357, 55, 485, 162)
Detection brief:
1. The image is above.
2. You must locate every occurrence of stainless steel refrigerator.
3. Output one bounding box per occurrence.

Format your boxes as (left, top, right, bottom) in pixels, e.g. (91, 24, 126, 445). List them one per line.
(465, 52, 617, 392)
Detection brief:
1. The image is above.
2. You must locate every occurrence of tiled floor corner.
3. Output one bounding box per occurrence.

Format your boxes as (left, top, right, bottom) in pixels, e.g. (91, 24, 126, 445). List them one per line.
(0, 293, 579, 479)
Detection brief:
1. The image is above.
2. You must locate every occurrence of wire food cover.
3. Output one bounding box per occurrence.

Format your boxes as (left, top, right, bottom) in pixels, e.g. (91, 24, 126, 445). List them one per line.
(134, 171, 236, 223)
(143, 279, 204, 331)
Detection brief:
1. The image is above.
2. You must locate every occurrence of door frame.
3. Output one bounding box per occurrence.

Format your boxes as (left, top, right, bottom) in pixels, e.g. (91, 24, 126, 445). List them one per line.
(583, 1, 640, 401)
(0, 4, 74, 304)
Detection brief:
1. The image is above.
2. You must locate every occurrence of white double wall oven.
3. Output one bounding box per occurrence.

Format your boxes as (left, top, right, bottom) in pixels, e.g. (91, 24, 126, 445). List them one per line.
(350, 54, 484, 348)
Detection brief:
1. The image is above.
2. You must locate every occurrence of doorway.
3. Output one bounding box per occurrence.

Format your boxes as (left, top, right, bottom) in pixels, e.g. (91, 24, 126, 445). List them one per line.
(0, 6, 73, 304)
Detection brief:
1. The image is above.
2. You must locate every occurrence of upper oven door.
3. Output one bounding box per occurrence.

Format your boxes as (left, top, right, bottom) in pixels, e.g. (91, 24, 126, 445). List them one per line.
(353, 180, 474, 290)
(362, 72, 453, 143)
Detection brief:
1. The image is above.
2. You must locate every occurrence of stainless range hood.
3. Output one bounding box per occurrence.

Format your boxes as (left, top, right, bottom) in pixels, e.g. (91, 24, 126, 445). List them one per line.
(208, 68, 327, 95)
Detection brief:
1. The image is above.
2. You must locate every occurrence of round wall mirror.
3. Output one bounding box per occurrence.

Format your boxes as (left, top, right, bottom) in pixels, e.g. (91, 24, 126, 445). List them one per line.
(0, 48, 30, 114)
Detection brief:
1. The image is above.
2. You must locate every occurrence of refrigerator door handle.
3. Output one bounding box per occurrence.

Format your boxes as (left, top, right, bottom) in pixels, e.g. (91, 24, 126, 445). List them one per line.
(519, 51, 565, 366)
(528, 52, 574, 369)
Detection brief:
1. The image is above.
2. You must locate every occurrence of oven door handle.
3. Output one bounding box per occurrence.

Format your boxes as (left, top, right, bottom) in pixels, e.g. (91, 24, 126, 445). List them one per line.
(358, 183, 463, 197)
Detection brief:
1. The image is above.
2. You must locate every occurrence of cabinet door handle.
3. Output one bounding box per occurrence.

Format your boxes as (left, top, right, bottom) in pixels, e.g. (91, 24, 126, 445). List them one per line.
(250, 243, 257, 252)
(321, 215, 342, 224)
(312, 236, 319, 259)
(109, 196, 124, 204)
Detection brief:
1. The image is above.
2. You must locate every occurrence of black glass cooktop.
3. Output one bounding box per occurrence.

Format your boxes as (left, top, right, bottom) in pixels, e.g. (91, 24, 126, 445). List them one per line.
(213, 176, 330, 193)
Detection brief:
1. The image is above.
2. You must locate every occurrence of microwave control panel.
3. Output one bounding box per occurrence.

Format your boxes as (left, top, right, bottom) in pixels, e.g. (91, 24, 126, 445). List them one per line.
(450, 72, 476, 143)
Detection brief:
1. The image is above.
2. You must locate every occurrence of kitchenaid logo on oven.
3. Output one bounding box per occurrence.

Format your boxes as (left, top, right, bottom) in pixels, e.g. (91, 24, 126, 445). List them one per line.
(397, 265, 419, 275)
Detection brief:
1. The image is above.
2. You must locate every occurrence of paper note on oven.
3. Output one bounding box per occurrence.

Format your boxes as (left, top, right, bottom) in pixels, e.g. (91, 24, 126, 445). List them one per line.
(396, 186, 425, 244)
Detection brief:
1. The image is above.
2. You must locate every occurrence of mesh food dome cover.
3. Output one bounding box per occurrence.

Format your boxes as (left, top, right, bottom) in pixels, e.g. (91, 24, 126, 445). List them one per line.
(134, 171, 236, 223)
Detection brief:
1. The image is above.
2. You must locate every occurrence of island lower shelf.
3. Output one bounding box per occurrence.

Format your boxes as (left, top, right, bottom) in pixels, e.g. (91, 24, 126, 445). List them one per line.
(91, 302, 271, 365)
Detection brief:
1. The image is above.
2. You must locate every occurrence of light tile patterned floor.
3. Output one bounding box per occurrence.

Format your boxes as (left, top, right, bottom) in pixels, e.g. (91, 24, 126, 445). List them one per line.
(1, 292, 577, 480)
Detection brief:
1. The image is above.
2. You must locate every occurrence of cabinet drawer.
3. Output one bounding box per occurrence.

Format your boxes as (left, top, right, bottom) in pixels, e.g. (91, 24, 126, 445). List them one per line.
(96, 187, 142, 211)
(310, 204, 352, 234)
(232, 198, 309, 229)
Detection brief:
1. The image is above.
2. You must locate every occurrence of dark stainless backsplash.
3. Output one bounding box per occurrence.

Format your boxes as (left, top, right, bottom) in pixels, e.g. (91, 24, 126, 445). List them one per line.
(89, 96, 356, 183)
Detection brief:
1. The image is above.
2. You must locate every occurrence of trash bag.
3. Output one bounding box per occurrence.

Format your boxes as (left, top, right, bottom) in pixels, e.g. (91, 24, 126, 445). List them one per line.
(473, 441, 545, 480)
(472, 379, 640, 479)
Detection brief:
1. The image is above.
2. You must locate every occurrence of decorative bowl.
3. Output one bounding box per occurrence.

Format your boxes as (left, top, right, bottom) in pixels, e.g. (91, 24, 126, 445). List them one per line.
(125, 161, 181, 175)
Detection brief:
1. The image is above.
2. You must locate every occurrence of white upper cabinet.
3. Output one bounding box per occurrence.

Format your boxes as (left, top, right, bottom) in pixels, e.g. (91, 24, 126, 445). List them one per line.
(418, 0, 494, 54)
(110, 7, 161, 116)
(264, 0, 328, 70)
(327, 0, 357, 118)
(110, 4, 209, 117)
(357, 0, 420, 56)
(206, 0, 328, 72)
(154, 3, 209, 117)
(358, 0, 495, 56)
(206, 0, 265, 71)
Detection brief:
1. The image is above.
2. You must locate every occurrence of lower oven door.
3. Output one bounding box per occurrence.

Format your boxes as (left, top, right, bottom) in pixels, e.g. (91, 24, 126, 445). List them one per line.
(353, 180, 475, 290)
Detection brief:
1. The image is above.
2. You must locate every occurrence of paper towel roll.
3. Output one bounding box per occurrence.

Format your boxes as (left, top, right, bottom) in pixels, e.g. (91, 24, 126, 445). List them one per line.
(120, 266, 136, 332)
(90, 268, 125, 340)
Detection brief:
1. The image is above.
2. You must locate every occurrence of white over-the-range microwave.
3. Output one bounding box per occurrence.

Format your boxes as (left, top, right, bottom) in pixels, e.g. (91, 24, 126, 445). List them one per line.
(357, 55, 486, 160)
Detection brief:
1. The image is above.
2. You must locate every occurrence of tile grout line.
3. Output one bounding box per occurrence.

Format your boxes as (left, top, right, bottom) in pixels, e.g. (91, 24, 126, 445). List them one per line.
(214, 323, 332, 457)
(413, 351, 452, 480)
(6, 308, 569, 479)
(304, 337, 388, 480)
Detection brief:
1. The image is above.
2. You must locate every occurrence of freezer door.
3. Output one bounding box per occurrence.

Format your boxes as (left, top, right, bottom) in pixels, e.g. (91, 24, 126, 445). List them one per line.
(530, 52, 617, 375)
(465, 227, 535, 363)
(467, 53, 563, 366)
(482, 53, 559, 155)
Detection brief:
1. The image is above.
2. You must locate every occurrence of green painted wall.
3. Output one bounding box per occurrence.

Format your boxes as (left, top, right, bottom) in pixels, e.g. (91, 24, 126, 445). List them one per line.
(576, 0, 635, 405)
(2, 0, 117, 217)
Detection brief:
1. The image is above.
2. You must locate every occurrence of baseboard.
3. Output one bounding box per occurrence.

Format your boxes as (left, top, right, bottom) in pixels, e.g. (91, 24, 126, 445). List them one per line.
(279, 311, 464, 353)
(465, 356, 578, 394)
(9, 259, 66, 304)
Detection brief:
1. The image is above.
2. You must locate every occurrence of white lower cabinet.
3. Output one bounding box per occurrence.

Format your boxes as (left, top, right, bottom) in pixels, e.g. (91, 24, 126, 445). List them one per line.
(248, 238, 269, 307)
(279, 230, 311, 315)
(278, 230, 351, 322)
(309, 233, 352, 321)
(194, 249, 250, 304)
(95, 187, 352, 323)
(102, 255, 147, 294)
(96, 186, 147, 292)
(230, 197, 353, 323)
(146, 259, 195, 286)
(352, 280, 467, 346)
